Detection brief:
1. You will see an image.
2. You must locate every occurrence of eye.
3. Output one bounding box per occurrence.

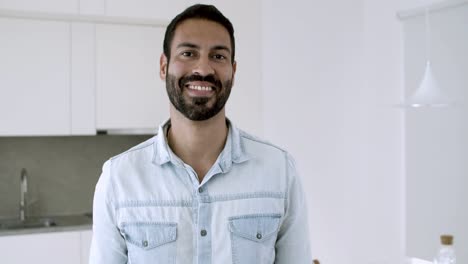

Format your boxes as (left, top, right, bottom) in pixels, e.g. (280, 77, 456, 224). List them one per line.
(181, 51, 194, 57)
(213, 54, 226, 60)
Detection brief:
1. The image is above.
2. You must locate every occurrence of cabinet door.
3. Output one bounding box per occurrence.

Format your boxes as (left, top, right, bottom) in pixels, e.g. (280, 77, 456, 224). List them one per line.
(0, 0, 78, 13)
(0, 18, 71, 136)
(0, 231, 81, 264)
(71, 22, 96, 135)
(105, 0, 189, 21)
(80, 230, 93, 264)
(96, 24, 169, 131)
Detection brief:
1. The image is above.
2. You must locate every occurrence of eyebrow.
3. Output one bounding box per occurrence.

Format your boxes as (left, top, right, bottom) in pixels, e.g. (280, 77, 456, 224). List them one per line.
(176, 42, 231, 54)
(176, 42, 199, 49)
(212, 45, 231, 54)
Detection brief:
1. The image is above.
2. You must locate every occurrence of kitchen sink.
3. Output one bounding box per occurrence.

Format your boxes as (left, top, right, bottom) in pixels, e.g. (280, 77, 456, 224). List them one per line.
(0, 214, 92, 231)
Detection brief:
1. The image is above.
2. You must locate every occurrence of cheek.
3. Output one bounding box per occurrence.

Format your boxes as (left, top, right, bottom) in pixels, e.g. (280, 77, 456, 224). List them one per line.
(168, 60, 190, 74)
(221, 67, 234, 80)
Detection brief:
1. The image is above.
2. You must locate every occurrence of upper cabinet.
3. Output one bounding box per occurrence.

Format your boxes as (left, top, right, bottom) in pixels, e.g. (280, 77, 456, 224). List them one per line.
(105, 0, 189, 21)
(71, 22, 96, 135)
(0, 0, 262, 136)
(0, 18, 71, 136)
(0, 0, 78, 13)
(0, 18, 96, 136)
(95, 24, 169, 131)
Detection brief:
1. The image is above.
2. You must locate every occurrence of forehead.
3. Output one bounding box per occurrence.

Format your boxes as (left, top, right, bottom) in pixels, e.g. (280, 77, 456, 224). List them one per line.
(172, 18, 231, 51)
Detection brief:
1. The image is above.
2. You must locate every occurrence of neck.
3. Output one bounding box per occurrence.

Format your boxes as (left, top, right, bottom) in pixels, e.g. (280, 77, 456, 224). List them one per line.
(167, 106, 228, 182)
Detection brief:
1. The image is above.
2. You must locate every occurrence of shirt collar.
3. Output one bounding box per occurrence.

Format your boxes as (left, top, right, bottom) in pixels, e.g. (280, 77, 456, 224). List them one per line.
(152, 118, 250, 169)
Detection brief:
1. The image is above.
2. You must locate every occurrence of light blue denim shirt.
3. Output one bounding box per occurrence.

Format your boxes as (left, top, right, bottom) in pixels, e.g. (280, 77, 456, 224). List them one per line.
(90, 120, 312, 264)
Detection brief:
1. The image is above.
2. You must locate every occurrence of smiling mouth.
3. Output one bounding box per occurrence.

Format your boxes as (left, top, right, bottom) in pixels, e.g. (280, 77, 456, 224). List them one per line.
(186, 85, 214, 91)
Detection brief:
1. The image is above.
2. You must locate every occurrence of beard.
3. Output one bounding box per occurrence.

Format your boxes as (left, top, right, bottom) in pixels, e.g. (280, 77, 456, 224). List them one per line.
(165, 72, 232, 121)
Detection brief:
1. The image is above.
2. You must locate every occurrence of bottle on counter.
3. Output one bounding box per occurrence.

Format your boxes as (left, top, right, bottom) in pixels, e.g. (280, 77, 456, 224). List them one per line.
(433, 234, 456, 264)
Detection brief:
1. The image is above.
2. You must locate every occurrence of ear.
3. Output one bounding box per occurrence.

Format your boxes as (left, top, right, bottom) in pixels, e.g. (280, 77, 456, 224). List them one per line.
(160, 53, 168, 80)
(231, 60, 237, 86)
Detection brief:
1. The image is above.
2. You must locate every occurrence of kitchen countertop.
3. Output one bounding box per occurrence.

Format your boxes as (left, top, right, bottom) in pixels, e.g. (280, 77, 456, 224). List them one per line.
(0, 214, 92, 237)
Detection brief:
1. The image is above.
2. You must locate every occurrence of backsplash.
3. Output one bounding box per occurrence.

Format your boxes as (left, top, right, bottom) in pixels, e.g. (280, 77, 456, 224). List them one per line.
(0, 135, 152, 219)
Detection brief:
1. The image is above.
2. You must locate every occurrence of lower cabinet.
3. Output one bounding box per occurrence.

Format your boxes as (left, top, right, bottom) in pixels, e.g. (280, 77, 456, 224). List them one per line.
(80, 230, 93, 264)
(0, 229, 92, 264)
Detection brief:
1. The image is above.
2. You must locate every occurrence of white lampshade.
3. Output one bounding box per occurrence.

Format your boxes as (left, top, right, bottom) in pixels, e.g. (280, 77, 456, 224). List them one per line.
(402, 6, 453, 109)
(405, 60, 450, 108)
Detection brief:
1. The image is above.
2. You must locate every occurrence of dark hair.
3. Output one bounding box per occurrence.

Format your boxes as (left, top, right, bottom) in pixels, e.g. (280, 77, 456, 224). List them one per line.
(163, 4, 235, 63)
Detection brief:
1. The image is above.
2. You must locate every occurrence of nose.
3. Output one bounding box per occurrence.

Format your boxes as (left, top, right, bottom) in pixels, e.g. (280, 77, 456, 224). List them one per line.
(192, 56, 214, 76)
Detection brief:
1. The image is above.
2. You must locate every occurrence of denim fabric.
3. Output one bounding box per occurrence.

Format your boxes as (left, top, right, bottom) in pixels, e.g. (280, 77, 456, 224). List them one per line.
(229, 214, 281, 264)
(89, 119, 312, 264)
(122, 222, 177, 263)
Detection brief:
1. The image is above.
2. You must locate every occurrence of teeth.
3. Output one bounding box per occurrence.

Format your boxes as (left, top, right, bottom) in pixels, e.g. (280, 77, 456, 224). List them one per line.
(188, 85, 212, 91)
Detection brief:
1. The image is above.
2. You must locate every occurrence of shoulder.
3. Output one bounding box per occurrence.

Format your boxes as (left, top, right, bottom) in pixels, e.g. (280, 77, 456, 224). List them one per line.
(108, 135, 157, 165)
(237, 127, 299, 168)
(235, 128, 299, 173)
(238, 128, 289, 157)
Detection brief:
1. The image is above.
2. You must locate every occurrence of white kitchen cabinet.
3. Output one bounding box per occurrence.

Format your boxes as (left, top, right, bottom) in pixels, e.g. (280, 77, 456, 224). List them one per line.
(0, 18, 71, 136)
(105, 0, 189, 21)
(0, 231, 81, 264)
(80, 230, 92, 264)
(96, 24, 169, 131)
(0, 0, 78, 14)
(71, 22, 96, 135)
(0, 0, 262, 135)
(0, 18, 97, 136)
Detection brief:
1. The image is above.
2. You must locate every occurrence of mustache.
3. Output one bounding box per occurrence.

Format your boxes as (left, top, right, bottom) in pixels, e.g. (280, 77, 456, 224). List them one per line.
(179, 74, 222, 90)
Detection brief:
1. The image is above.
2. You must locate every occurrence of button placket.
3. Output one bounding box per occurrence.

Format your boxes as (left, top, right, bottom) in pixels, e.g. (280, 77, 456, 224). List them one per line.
(196, 202, 212, 263)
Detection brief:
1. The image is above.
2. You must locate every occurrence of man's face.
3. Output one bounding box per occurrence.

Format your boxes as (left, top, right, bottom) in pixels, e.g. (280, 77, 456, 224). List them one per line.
(160, 18, 236, 121)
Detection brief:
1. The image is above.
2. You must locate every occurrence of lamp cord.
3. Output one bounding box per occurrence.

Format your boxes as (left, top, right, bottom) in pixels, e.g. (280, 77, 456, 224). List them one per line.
(425, 7, 431, 63)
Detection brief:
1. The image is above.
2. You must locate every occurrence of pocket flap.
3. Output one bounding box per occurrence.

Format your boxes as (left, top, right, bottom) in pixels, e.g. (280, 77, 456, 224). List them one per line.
(121, 222, 177, 250)
(228, 213, 281, 242)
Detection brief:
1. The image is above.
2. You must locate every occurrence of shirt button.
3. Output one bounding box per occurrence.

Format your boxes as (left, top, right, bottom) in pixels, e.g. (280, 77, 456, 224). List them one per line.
(256, 233, 262, 240)
(198, 187, 204, 193)
(142, 240, 148, 247)
(200, 229, 207, 237)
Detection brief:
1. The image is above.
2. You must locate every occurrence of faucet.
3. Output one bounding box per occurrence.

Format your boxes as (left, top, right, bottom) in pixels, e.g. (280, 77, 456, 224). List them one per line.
(20, 168, 28, 222)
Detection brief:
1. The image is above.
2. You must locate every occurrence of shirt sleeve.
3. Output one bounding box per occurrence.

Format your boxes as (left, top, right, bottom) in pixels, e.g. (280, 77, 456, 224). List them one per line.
(89, 160, 128, 264)
(275, 153, 312, 263)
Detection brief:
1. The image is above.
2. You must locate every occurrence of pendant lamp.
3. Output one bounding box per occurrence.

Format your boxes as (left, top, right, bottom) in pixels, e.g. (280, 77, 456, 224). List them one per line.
(405, 7, 451, 108)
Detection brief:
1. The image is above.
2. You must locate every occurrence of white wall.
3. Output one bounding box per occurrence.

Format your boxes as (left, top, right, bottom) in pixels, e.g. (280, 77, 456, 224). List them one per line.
(262, 0, 405, 263)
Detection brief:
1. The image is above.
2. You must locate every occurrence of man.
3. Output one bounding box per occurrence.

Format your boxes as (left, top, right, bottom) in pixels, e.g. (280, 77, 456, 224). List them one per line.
(90, 4, 311, 264)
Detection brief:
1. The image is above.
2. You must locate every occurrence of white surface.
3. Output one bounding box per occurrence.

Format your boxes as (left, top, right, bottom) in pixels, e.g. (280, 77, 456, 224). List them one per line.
(71, 22, 96, 135)
(95, 24, 168, 130)
(0, 18, 71, 136)
(0, 231, 81, 264)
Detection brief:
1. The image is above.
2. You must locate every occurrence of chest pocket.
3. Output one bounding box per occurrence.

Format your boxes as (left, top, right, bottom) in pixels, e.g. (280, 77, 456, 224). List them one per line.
(228, 213, 281, 264)
(121, 222, 177, 264)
